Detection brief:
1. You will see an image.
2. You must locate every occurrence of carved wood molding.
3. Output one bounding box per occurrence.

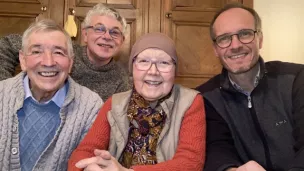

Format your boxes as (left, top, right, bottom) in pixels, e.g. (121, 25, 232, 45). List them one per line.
(74, 0, 136, 9)
(0, 2, 41, 15)
(0, 0, 40, 4)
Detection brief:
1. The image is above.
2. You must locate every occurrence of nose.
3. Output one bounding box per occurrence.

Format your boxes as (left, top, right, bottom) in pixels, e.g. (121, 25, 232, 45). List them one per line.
(102, 30, 112, 40)
(147, 63, 159, 75)
(41, 51, 56, 66)
(230, 35, 242, 49)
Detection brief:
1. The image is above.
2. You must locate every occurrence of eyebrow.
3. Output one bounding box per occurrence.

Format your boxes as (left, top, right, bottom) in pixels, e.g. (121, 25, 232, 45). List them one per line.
(28, 44, 42, 49)
(27, 44, 68, 53)
(94, 23, 121, 30)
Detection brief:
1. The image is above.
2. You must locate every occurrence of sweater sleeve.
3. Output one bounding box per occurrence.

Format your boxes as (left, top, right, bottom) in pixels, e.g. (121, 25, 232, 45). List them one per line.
(290, 67, 304, 171)
(0, 34, 22, 80)
(68, 97, 112, 171)
(203, 99, 242, 171)
(131, 94, 206, 171)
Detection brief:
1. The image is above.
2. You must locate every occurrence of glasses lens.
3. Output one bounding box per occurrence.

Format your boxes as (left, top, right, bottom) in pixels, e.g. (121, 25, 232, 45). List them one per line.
(93, 25, 106, 34)
(109, 29, 122, 39)
(216, 34, 231, 48)
(156, 61, 174, 72)
(135, 58, 151, 71)
(238, 29, 255, 44)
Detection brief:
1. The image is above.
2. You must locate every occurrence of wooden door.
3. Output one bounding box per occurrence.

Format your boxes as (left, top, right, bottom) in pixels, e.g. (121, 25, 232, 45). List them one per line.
(162, 0, 253, 88)
(65, 0, 149, 70)
(0, 0, 54, 36)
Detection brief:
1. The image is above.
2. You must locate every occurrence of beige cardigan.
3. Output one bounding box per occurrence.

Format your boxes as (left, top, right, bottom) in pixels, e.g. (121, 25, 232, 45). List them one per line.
(0, 72, 103, 171)
(107, 84, 199, 162)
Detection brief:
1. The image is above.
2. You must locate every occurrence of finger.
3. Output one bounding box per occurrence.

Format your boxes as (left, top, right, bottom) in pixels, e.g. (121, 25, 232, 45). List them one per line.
(83, 163, 104, 171)
(76, 156, 104, 169)
(94, 149, 112, 160)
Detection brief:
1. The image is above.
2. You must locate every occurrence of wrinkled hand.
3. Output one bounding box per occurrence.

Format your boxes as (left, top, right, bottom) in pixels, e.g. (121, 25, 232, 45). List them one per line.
(236, 161, 266, 171)
(75, 149, 133, 171)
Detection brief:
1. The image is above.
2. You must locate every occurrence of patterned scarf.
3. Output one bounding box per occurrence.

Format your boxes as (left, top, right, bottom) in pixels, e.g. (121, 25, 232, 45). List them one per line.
(120, 89, 167, 168)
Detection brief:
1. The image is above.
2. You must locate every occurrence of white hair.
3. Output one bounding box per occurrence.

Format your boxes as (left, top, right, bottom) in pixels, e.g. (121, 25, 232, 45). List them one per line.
(82, 3, 127, 34)
(22, 19, 74, 58)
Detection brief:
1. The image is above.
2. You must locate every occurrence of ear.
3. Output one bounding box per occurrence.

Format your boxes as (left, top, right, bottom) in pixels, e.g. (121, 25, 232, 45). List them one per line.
(82, 28, 88, 43)
(258, 31, 263, 49)
(212, 44, 219, 57)
(68, 58, 74, 73)
(122, 35, 125, 42)
(19, 50, 27, 71)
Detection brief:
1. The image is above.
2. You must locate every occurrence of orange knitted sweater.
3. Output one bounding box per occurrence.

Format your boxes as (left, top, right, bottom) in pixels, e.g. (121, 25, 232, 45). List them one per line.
(68, 94, 206, 171)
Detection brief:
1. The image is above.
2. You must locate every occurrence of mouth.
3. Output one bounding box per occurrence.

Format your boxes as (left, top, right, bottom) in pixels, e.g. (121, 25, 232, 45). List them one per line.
(227, 53, 248, 59)
(38, 71, 59, 77)
(144, 80, 162, 86)
(97, 43, 113, 48)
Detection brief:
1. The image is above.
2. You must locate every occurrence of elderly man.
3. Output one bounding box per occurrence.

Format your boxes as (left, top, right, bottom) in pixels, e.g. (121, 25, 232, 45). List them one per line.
(0, 3, 130, 101)
(196, 3, 304, 171)
(0, 19, 103, 171)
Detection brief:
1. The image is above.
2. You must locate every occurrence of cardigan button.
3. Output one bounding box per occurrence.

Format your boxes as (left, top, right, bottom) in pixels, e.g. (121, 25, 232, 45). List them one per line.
(11, 147, 18, 155)
(13, 125, 17, 132)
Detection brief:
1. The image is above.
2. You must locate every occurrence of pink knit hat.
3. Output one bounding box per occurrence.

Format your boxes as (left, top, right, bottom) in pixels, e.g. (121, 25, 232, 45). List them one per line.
(128, 32, 177, 73)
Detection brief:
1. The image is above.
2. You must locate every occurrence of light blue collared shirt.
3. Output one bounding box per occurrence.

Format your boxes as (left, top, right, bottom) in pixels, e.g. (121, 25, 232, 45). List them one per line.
(23, 75, 67, 107)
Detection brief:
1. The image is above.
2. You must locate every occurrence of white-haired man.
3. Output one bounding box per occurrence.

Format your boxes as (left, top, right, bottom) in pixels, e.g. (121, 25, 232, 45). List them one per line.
(0, 19, 103, 171)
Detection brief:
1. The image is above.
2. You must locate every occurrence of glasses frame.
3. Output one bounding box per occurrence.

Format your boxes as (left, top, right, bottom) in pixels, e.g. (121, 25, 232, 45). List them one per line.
(133, 57, 176, 73)
(85, 25, 123, 39)
(213, 29, 259, 49)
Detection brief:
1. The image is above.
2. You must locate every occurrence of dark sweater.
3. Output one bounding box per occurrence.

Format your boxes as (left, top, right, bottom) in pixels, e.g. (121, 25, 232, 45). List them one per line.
(0, 34, 131, 101)
(196, 59, 304, 171)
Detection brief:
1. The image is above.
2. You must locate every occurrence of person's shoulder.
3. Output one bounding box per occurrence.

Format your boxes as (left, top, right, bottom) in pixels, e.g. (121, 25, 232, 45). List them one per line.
(112, 61, 129, 74)
(68, 77, 102, 101)
(265, 61, 304, 76)
(195, 74, 221, 94)
(0, 72, 23, 84)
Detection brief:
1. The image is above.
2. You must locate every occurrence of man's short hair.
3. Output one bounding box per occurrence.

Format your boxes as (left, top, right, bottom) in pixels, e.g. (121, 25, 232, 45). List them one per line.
(209, 3, 262, 40)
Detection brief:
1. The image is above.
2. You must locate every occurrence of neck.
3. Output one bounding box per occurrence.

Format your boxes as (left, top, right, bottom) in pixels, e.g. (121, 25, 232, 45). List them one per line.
(86, 48, 111, 67)
(228, 63, 260, 93)
(29, 82, 61, 103)
(31, 90, 56, 103)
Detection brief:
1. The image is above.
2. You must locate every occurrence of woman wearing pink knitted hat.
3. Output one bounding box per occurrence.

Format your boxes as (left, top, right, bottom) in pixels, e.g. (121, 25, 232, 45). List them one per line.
(68, 32, 206, 171)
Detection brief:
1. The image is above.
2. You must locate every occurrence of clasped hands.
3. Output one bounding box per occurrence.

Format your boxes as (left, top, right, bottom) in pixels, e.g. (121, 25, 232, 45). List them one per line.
(75, 149, 134, 171)
(227, 161, 266, 171)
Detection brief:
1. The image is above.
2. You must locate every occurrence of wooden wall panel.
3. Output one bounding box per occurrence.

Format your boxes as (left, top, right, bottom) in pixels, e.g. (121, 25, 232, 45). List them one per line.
(0, 17, 34, 36)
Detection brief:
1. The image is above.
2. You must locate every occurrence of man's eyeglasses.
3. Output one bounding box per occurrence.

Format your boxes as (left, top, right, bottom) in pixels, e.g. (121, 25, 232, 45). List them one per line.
(86, 24, 123, 39)
(133, 57, 176, 73)
(213, 29, 259, 48)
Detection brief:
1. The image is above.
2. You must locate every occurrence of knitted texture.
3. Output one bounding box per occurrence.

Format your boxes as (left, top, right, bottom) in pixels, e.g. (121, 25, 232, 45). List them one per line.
(71, 46, 131, 101)
(68, 85, 206, 171)
(0, 72, 103, 171)
(0, 34, 131, 101)
(18, 98, 60, 171)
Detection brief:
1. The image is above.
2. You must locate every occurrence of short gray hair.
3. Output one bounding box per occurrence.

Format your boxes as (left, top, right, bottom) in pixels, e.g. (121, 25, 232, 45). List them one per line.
(22, 19, 74, 58)
(82, 3, 127, 34)
(210, 3, 262, 41)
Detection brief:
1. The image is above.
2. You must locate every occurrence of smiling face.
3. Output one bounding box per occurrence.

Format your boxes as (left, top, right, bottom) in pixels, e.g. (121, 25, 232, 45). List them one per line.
(19, 30, 73, 101)
(83, 15, 124, 66)
(133, 48, 175, 102)
(213, 8, 263, 74)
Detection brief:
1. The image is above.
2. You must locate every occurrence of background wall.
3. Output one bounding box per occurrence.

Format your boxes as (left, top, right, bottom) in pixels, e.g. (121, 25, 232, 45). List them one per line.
(254, 0, 304, 64)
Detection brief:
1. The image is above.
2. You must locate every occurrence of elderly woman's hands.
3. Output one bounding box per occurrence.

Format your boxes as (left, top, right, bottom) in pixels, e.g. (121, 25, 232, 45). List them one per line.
(75, 149, 134, 171)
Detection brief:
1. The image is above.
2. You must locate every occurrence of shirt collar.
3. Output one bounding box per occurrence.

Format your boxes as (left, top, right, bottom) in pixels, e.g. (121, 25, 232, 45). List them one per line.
(23, 75, 67, 107)
(229, 64, 261, 96)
